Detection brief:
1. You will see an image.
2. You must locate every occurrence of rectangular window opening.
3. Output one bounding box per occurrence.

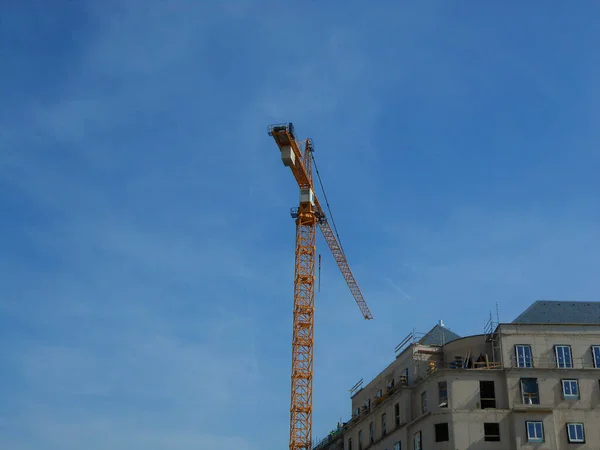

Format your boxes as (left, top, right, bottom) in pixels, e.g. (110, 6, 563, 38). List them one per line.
(358, 430, 363, 450)
(369, 421, 374, 444)
(413, 431, 421, 450)
(348, 437, 352, 450)
(435, 423, 449, 442)
(479, 380, 496, 409)
(520, 378, 540, 404)
(484, 422, 500, 442)
(562, 379, 579, 399)
(555, 345, 573, 368)
(393, 442, 400, 450)
(515, 344, 533, 368)
(526, 421, 544, 443)
(394, 403, 400, 426)
(566, 423, 585, 443)
(438, 381, 448, 408)
(381, 413, 387, 436)
(420, 391, 428, 414)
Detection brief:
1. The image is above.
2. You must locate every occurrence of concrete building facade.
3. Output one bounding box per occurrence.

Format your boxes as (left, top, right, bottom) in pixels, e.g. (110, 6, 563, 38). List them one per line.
(313, 301, 600, 450)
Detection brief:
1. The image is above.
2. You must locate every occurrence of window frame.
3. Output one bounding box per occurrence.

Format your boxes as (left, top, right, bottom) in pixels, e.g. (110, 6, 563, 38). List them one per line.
(347, 437, 352, 450)
(394, 402, 400, 426)
(420, 391, 427, 414)
(393, 442, 400, 450)
(381, 413, 387, 436)
(566, 423, 585, 443)
(525, 421, 544, 443)
(515, 344, 533, 368)
(413, 431, 421, 450)
(592, 345, 600, 368)
(555, 345, 573, 368)
(438, 380, 448, 407)
(358, 430, 363, 450)
(520, 377, 540, 404)
(561, 379, 579, 399)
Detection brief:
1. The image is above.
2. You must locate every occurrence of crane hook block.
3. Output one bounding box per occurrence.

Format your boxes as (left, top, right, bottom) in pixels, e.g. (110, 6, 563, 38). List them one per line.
(280, 145, 296, 167)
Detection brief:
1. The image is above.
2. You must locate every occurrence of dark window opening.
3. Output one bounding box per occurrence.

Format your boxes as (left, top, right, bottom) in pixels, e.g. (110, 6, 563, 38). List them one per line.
(435, 423, 449, 442)
(369, 421, 374, 444)
(484, 423, 500, 441)
(382, 413, 387, 436)
(348, 437, 352, 450)
(394, 403, 400, 426)
(480, 381, 496, 409)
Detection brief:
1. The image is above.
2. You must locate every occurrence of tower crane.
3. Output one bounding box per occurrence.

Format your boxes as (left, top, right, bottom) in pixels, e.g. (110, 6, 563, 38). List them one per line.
(268, 123, 373, 450)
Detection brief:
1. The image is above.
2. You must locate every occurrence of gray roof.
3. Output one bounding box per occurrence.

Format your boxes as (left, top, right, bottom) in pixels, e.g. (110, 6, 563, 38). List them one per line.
(512, 300, 600, 324)
(418, 324, 461, 346)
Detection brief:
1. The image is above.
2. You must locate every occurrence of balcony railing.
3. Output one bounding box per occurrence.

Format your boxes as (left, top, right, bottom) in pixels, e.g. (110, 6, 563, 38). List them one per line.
(312, 427, 343, 450)
(509, 356, 596, 369)
(426, 360, 503, 372)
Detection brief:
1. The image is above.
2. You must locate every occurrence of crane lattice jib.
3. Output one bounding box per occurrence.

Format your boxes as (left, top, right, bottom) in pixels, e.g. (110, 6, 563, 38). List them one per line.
(318, 219, 373, 320)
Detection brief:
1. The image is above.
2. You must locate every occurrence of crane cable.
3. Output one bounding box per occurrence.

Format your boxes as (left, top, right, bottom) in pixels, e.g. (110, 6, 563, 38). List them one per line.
(311, 153, 345, 255)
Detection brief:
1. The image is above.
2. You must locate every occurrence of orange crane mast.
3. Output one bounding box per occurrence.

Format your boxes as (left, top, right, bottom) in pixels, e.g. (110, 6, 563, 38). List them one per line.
(268, 123, 373, 450)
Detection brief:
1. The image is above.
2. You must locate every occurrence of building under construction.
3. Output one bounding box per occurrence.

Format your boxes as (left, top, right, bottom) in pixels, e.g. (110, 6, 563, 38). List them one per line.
(314, 300, 600, 450)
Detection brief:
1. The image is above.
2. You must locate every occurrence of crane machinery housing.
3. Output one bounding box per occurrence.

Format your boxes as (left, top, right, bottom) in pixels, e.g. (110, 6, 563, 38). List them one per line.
(268, 122, 373, 450)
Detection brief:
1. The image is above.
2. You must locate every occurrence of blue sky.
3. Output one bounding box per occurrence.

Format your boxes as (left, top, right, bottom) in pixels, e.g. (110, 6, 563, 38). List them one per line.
(1, 1, 599, 449)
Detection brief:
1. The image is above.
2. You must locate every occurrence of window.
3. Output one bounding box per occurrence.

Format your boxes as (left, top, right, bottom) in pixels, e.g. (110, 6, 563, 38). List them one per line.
(555, 345, 572, 368)
(515, 344, 533, 368)
(435, 423, 449, 442)
(562, 379, 579, 399)
(394, 403, 400, 426)
(520, 378, 540, 404)
(376, 389, 382, 398)
(401, 367, 409, 385)
(348, 437, 352, 450)
(382, 413, 387, 436)
(369, 422, 374, 444)
(365, 398, 371, 409)
(393, 442, 400, 450)
(358, 430, 363, 450)
(592, 346, 600, 368)
(479, 380, 496, 408)
(413, 431, 421, 450)
(484, 422, 500, 441)
(420, 391, 428, 414)
(355, 407, 360, 417)
(526, 421, 544, 443)
(566, 423, 585, 443)
(438, 381, 448, 407)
